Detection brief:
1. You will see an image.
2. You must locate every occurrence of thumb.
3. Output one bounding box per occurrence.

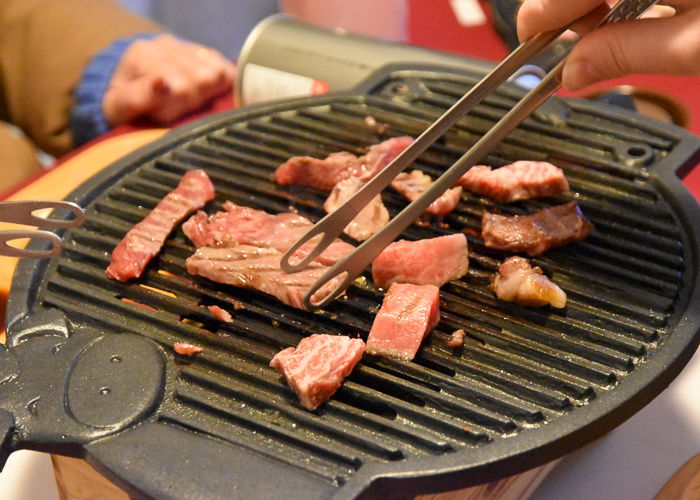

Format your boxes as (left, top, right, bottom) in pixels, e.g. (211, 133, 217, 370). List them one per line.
(102, 76, 168, 126)
(561, 12, 700, 90)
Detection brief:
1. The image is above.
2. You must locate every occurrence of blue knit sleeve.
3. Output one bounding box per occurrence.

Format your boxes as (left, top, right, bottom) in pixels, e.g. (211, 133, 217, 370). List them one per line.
(70, 33, 159, 147)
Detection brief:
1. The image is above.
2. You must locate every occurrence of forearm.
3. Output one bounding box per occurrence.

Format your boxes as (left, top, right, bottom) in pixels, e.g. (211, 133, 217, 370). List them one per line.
(0, 0, 163, 156)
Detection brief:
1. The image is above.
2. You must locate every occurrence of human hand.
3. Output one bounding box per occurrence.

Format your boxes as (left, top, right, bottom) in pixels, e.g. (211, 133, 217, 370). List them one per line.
(517, 1, 700, 90)
(102, 34, 235, 126)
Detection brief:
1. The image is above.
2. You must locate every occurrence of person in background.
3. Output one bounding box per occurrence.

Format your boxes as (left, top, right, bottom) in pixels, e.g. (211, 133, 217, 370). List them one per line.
(1, 0, 235, 193)
(517, 0, 700, 91)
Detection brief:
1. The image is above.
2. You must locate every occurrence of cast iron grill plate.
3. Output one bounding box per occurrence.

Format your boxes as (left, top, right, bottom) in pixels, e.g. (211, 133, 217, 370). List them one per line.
(3, 65, 700, 499)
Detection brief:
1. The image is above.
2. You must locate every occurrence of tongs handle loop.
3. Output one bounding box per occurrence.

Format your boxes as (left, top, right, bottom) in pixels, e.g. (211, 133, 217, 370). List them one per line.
(280, 28, 565, 275)
(0, 230, 63, 258)
(0, 201, 85, 229)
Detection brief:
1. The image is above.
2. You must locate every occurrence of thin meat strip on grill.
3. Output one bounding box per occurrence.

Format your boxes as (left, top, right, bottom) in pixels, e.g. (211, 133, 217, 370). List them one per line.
(186, 244, 349, 309)
(323, 177, 389, 241)
(270, 334, 365, 411)
(482, 201, 593, 256)
(274, 136, 413, 190)
(366, 283, 440, 361)
(390, 170, 463, 216)
(492, 257, 567, 308)
(457, 161, 569, 203)
(372, 233, 469, 289)
(107, 169, 215, 281)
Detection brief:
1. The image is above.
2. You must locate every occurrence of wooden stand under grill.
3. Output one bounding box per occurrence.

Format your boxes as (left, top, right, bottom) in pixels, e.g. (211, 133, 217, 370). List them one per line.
(51, 454, 560, 500)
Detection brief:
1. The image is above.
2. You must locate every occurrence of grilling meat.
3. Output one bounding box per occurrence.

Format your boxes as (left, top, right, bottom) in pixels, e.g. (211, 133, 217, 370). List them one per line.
(457, 161, 569, 203)
(207, 305, 233, 322)
(366, 283, 440, 361)
(372, 234, 469, 289)
(482, 201, 593, 256)
(173, 342, 204, 356)
(492, 257, 567, 308)
(183, 201, 313, 250)
(186, 244, 348, 310)
(107, 169, 215, 281)
(270, 334, 365, 411)
(274, 136, 413, 190)
(323, 177, 389, 241)
(390, 170, 463, 216)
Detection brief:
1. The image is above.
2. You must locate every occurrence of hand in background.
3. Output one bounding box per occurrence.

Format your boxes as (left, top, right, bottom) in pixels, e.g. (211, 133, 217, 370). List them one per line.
(102, 34, 235, 127)
(517, 0, 700, 90)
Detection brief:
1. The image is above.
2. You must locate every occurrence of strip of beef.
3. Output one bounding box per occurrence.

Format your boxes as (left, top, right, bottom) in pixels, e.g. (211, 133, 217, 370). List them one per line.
(390, 170, 463, 216)
(183, 201, 354, 265)
(323, 177, 389, 241)
(270, 334, 365, 410)
(366, 283, 440, 361)
(482, 201, 593, 256)
(274, 136, 413, 190)
(372, 233, 469, 289)
(186, 244, 347, 309)
(457, 161, 569, 202)
(107, 170, 215, 281)
(492, 256, 567, 308)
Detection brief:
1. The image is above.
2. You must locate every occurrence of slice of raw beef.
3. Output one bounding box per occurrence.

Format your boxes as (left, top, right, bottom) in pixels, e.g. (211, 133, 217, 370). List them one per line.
(366, 283, 440, 361)
(270, 334, 365, 410)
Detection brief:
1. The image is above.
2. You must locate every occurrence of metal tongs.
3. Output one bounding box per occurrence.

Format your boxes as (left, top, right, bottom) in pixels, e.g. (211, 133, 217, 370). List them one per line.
(0, 201, 85, 258)
(281, 0, 660, 311)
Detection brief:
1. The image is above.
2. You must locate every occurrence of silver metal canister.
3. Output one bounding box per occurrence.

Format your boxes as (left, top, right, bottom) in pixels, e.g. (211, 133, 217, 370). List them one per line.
(235, 14, 492, 106)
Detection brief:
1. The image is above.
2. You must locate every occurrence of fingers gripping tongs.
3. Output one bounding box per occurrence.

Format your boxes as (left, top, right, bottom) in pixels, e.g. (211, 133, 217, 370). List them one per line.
(0, 201, 85, 258)
(280, 0, 659, 311)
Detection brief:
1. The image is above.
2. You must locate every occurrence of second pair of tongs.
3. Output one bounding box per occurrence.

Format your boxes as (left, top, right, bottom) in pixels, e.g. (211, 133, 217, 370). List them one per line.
(281, 0, 660, 311)
(0, 200, 85, 258)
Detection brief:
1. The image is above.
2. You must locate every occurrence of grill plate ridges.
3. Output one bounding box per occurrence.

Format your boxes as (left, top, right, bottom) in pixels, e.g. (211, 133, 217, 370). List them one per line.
(10, 65, 699, 498)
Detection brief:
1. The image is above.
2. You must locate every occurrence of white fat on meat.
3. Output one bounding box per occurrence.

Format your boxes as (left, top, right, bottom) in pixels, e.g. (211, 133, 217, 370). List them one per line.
(492, 256, 566, 308)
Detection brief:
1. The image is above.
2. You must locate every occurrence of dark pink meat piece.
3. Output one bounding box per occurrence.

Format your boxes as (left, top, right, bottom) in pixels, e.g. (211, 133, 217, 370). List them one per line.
(366, 283, 440, 361)
(457, 161, 569, 203)
(492, 256, 567, 308)
(390, 170, 463, 216)
(481, 201, 593, 256)
(444, 329, 466, 348)
(207, 305, 233, 322)
(323, 177, 389, 241)
(186, 244, 348, 310)
(107, 170, 215, 281)
(372, 234, 469, 289)
(270, 334, 365, 410)
(274, 136, 413, 190)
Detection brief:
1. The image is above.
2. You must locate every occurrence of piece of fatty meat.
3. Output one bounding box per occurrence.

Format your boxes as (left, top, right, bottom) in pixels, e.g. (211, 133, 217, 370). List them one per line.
(390, 170, 463, 216)
(366, 283, 440, 361)
(274, 136, 413, 190)
(186, 244, 348, 310)
(107, 169, 215, 281)
(323, 177, 389, 241)
(270, 334, 365, 410)
(457, 161, 569, 203)
(481, 201, 593, 256)
(492, 256, 567, 308)
(372, 233, 469, 289)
